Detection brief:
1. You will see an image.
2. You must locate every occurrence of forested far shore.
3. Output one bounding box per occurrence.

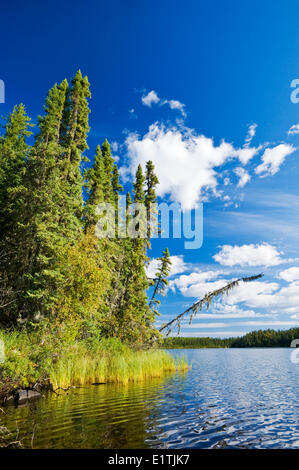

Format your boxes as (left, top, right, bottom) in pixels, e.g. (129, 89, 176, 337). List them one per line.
(163, 327, 299, 348)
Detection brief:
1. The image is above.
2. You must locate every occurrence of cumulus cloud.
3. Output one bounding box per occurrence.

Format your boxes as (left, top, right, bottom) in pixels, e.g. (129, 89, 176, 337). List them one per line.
(169, 270, 227, 297)
(288, 124, 299, 135)
(141, 90, 160, 107)
(234, 167, 251, 187)
(278, 266, 299, 282)
(146, 255, 188, 279)
(187, 320, 297, 328)
(169, 268, 299, 318)
(213, 243, 284, 267)
(122, 123, 261, 209)
(255, 143, 295, 177)
(224, 280, 299, 314)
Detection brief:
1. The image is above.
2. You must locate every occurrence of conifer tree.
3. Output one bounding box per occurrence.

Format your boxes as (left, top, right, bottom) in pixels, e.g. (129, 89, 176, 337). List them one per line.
(0, 73, 167, 346)
(61, 71, 91, 238)
(4, 72, 91, 324)
(133, 164, 145, 203)
(145, 160, 159, 240)
(149, 248, 172, 311)
(84, 145, 105, 229)
(37, 79, 68, 144)
(125, 191, 132, 234)
(114, 164, 156, 345)
(111, 164, 123, 236)
(0, 105, 33, 324)
(112, 164, 123, 204)
(0, 104, 33, 232)
(101, 138, 114, 203)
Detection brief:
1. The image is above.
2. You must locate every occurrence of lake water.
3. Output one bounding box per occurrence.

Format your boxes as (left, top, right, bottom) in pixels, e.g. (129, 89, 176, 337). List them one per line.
(2, 348, 299, 448)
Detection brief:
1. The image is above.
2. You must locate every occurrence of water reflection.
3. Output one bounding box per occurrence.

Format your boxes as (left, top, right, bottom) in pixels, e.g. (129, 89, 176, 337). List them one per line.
(2, 349, 299, 449)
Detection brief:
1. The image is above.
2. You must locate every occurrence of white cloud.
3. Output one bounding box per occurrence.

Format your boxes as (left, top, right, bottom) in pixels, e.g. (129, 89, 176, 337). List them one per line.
(141, 90, 160, 107)
(111, 141, 119, 153)
(244, 123, 258, 147)
(225, 279, 299, 313)
(123, 123, 261, 209)
(146, 255, 188, 279)
(234, 167, 251, 187)
(168, 263, 299, 318)
(278, 266, 299, 282)
(213, 243, 284, 267)
(161, 99, 186, 117)
(169, 270, 226, 298)
(255, 143, 295, 177)
(288, 124, 299, 135)
(187, 320, 298, 328)
(141, 90, 186, 117)
(237, 146, 261, 165)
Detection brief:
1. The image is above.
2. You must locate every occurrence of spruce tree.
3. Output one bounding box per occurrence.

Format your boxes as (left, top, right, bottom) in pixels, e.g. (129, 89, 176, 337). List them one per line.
(101, 138, 114, 203)
(61, 70, 91, 239)
(84, 145, 105, 229)
(0, 105, 33, 324)
(5, 72, 91, 324)
(125, 191, 132, 234)
(149, 248, 172, 311)
(133, 164, 145, 203)
(0, 104, 33, 232)
(145, 160, 159, 241)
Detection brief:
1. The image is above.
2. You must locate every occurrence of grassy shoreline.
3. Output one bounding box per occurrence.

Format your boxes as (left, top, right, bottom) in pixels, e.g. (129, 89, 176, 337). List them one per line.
(0, 331, 188, 402)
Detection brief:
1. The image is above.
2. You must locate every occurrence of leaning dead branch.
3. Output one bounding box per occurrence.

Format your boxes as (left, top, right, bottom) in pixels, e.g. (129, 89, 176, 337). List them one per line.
(159, 274, 263, 335)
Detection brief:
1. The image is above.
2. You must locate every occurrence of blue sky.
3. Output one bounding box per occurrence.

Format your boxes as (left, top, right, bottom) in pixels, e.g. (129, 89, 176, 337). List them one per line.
(2, 0, 299, 337)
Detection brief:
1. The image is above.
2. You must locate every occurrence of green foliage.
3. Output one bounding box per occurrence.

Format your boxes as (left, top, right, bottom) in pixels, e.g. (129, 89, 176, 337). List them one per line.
(163, 327, 299, 349)
(101, 138, 115, 203)
(145, 160, 159, 240)
(0, 72, 169, 394)
(149, 247, 172, 313)
(0, 330, 187, 395)
(230, 327, 299, 348)
(84, 145, 105, 228)
(163, 336, 233, 349)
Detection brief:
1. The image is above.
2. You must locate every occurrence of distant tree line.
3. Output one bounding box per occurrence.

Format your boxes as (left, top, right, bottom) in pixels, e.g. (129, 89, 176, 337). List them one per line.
(163, 328, 299, 348)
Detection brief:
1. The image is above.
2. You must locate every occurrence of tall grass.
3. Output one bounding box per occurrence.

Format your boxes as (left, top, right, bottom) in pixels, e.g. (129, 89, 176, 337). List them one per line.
(0, 331, 188, 393)
(49, 339, 188, 388)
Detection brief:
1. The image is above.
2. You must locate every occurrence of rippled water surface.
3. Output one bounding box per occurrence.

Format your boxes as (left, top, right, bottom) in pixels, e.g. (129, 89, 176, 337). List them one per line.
(2, 349, 299, 448)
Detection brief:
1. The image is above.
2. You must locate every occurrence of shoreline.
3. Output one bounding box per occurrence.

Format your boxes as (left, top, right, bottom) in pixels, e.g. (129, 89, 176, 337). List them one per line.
(0, 332, 188, 405)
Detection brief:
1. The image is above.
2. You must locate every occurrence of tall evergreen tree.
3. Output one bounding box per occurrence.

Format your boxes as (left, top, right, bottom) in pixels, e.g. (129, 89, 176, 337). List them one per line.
(133, 164, 145, 203)
(149, 248, 172, 311)
(101, 139, 114, 203)
(2, 72, 91, 324)
(112, 164, 123, 203)
(125, 191, 132, 234)
(61, 71, 91, 238)
(0, 104, 33, 232)
(145, 160, 159, 241)
(84, 145, 105, 229)
(0, 105, 33, 324)
(37, 79, 68, 145)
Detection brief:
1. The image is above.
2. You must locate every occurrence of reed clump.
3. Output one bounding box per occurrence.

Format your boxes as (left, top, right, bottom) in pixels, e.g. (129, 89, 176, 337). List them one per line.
(49, 338, 188, 388)
(0, 332, 188, 395)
